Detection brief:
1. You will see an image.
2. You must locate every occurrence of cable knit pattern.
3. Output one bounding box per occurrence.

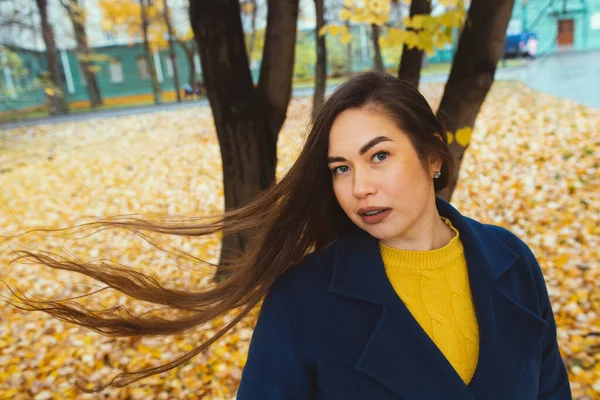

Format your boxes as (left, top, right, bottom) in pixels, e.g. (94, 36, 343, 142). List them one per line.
(379, 218, 479, 384)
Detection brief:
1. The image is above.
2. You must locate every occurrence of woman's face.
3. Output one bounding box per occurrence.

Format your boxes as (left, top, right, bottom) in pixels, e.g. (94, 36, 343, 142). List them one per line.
(328, 107, 441, 243)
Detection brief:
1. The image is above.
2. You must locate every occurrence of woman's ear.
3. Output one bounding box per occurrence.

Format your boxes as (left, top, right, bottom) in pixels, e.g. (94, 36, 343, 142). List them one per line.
(429, 157, 443, 178)
(429, 133, 444, 177)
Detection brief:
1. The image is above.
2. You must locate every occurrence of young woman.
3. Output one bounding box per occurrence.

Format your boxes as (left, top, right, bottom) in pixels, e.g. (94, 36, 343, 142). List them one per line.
(8, 72, 571, 399)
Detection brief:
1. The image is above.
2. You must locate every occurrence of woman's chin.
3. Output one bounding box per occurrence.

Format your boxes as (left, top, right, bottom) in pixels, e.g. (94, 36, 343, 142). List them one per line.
(359, 225, 391, 240)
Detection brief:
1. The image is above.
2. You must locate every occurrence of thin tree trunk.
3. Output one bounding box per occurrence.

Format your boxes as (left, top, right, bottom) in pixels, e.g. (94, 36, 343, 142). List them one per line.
(66, 0, 102, 107)
(190, 0, 299, 282)
(189, 45, 197, 87)
(436, 0, 516, 201)
(312, 0, 326, 121)
(163, 0, 181, 102)
(140, 0, 162, 104)
(256, 0, 299, 141)
(345, 20, 352, 75)
(176, 39, 196, 88)
(35, 0, 68, 115)
(398, 0, 431, 87)
(371, 23, 385, 72)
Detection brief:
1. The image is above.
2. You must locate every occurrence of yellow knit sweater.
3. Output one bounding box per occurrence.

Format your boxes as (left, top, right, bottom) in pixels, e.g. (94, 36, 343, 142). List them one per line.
(379, 217, 479, 384)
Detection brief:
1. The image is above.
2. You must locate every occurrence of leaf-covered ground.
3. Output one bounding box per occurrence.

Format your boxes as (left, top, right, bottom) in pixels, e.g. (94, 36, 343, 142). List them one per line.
(1, 82, 599, 399)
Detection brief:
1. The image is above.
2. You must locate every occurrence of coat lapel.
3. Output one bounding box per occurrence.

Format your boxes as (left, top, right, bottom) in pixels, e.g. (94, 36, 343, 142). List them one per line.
(328, 198, 549, 399)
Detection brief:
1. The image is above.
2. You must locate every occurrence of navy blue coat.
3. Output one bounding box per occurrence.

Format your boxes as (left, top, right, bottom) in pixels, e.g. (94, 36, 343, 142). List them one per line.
(237, 198, 572, 399)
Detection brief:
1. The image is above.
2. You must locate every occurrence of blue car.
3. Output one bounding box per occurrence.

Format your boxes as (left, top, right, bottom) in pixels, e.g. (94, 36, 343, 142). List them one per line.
(504, 31, 538, 58)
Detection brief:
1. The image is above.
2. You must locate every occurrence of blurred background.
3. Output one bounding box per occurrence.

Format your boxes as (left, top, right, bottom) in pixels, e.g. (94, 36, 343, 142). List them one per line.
(0, 0, 598, 120)
(0, 0, 599, 399)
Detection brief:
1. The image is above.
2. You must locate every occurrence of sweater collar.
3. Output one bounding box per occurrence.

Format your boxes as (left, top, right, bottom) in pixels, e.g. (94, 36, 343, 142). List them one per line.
(379, 217, 463, 270)
(329, 197, 517, 304)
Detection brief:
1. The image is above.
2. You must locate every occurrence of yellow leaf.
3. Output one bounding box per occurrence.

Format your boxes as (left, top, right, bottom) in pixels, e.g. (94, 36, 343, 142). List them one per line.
(434, 35, 452, 50)
(339, 9, 352, 20)
(447, 132, 454, 144)
(182, 28, 194, 41)
(344, 0, 354, 7)
(382, 28, 407, 47)
(329, 25, 341, 36)
(241, 2, 254, 14)
(417, 30, 435, 54)
(437, 10, 465, 28)
(404, 31, 419, 49)
(340, 32, 352, 45)
(411, 15, 425, 29)
(554, 254, 569, 267)
(379, 35, 390, 47)
(318, 25, 328, 37)
(101, 20, 113, 31)
(455, 127, 472, 147)
(44, 88, 55, 96)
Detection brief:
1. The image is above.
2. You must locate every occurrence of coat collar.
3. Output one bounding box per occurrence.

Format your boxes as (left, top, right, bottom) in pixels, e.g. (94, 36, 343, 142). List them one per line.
(328, 197, 548, 399)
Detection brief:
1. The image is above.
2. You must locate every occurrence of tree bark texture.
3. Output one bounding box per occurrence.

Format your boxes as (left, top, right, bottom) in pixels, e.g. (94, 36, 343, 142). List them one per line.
(371, 23, 385, 72)
(176, 39, 196, 87)
(256, 0, 299, 142)
(140, 0, 162, 104)
(190, 0, 298, 281)
(163, 0, 181, 102)
(436, 0, 516, 201)
(67, 0, 103, 107)
(345, 20, 352, 75)
(35, 0, 68, 115)
(398, 0, 431, 87)
(312, 0, 326, 121)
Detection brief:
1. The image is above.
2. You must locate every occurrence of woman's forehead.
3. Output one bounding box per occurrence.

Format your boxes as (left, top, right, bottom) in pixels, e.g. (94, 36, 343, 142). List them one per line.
(328, 109, 405, 153)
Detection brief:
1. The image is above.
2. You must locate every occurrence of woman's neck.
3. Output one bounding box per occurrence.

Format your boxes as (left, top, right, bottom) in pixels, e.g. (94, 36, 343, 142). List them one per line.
(379, 209, 453, 252)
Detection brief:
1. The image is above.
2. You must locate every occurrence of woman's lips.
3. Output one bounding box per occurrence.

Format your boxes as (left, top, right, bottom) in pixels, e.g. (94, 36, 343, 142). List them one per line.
(359, 208, 391, 225)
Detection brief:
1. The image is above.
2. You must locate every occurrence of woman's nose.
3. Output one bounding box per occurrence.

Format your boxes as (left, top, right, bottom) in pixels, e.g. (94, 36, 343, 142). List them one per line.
(352, 169, 376, 198)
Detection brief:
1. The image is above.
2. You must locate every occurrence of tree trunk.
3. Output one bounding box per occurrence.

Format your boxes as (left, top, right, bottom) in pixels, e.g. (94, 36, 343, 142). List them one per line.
(163, 0, 181, 102)
(436, 0, 515, 201)
(189, 45, 197, 87)
(371, 23, 385, 72)
(35, 0, 68, 115)
(256, 0, 299, 141)
(312, 0, 326, 121)
(176, 39, 196, 87)
(190, 0, 298, 281)
(345, 20, 352, 75)
(398, 0, 431, 87)
(140, 0, 162, 104)
(67, 0, 102, 107)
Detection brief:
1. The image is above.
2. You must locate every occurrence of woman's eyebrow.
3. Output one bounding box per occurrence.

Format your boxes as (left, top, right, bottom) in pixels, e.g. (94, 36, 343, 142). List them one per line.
(327, 136, 393, 164)
(359, 136, 392, 155)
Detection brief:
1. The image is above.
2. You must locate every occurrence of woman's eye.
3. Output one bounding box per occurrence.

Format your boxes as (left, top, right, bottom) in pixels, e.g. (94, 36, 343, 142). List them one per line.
(372, 151, 389, 163)
(332, 165, 349, 175)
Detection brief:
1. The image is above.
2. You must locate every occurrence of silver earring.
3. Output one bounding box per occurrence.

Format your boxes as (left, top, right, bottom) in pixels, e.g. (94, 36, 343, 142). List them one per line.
(434, 171, 441, 179)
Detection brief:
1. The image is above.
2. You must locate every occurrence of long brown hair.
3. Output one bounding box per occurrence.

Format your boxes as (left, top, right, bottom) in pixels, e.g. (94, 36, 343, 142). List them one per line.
(4, 72, 454, 391)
